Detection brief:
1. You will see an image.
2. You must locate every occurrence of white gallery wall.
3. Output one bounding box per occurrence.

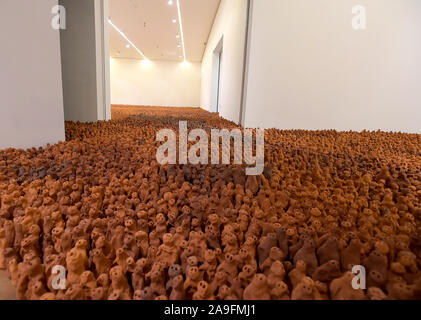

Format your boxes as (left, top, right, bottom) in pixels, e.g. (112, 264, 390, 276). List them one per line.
(244, 0, 421, 133)
(0, 0, 65, 150)
(110, 58, 201, 107)
(201, 0, 249, 124)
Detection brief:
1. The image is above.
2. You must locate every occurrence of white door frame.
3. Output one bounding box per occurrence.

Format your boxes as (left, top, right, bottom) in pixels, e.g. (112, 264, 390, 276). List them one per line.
(211, 37, 224, 113)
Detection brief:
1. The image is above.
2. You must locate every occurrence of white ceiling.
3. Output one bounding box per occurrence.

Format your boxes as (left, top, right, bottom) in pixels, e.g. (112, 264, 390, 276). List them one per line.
(109, 0, 221, 62)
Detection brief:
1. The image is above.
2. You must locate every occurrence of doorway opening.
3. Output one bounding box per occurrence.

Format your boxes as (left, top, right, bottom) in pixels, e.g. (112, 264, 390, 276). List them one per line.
(211, 37, 223, 113)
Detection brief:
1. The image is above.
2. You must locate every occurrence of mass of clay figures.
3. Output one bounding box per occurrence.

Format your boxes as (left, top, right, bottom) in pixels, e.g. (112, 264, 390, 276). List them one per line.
(0, 105, 420, 300)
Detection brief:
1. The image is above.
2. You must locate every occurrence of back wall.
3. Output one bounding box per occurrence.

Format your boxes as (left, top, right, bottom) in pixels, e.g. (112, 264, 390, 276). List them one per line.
(110, 58, 201, 108)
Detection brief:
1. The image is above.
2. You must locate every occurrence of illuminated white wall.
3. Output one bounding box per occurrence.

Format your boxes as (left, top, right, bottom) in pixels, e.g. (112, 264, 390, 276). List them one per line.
(0, 0, 65, 149)
(110, 58, 201, 107)
(244, 0, 421, 133)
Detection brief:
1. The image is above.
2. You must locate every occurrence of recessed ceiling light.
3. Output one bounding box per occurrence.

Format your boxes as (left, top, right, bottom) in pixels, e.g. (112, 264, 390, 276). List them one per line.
(126, 44, 130, 48)
(177, 44, 181, 48)
(168, 0, 173, 5)
(172, 19, 177, 23)
(108, 19, 148, 60)
(176, 34, 180, 39)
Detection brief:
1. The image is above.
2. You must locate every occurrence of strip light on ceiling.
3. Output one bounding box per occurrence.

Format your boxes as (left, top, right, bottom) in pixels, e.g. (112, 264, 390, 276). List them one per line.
(176, 0, 187, 62)
(108, 19, 148, 60)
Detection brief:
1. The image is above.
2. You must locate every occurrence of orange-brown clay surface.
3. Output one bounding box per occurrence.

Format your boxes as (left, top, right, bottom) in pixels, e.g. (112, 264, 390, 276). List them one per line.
(0, 105, 420, 300)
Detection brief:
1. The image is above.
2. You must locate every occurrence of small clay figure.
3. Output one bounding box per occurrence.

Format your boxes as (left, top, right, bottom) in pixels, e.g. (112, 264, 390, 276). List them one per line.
(199, 249, 218, 281)
(341, 238, 361, 271)
(291, 277, 316, 300)
(267, 261, 286, 289)
(166, 264, 182, 290)
(109, 266, 131, 300)
(271, 281, 290, 300)
(239, 264, 257, 288)
(312, 260, 342, 283)
(243, 274, 270, 300)
(156, 233, 178, 267)
(317, 236, 340, 265)
(92, 248, 111, 275)
(150, 268, 166, 296)
(293, 239, 318, 275)
(170, 275, 186, 300)
(193, 281, 214, 300)
(288, 260, 307, 289)
(329, 272, 366, 300)
(184, 266, 201, 296)
(260, 247, 284, 275)
(257, 233, 277, 267)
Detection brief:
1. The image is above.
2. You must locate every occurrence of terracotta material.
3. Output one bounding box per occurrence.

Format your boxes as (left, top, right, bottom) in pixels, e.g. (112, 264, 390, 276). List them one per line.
(0, 105, 420, 300)
(243, 274, 270, 300)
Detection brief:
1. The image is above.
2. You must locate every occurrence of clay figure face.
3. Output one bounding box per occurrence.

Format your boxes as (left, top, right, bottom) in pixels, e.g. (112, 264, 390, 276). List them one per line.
(328, 260, 339, 269)
(92, 249, 101, 257)
(185, 246, 195, 257)
(255, 274, 267, 285)
(369, 270, 384, 285)
(52, 227, 63, 237)
(162, 233, 173, 245)
(80, 271, 94, 284)
(133, 290, 142, 300)
(239, 248, 248, 259)
(275, 281, 288, 293)
(110, 266, 124, 281)
(92, 287, 104, 299)
(225, 253, 235, 263)
(172, 275, 183, 287)
(126, 257, 135, 266)
(242, 265, 255, 277)
(169, 264, 182, 277)
(151, 269, 161, 280)
(269, 247, 282, 260)
(125, 219, 134, 228)
(141, 287, 153, 300)
(116, 248, 125, 256)
(192, 218, 200, 227)
(208, 214, 218, 224)
(97, 274, 109, 287)
(179, 240, 188, 249)
(197, 281, 209, 294)
(125, 233, 134, 243)
(109, 290, 120, 300)
(204, 249, 215, 261)
(156, 214, 165, 224)
(168, 212, 176, 221)
(271, 261, 285, 275)
(32, 281, 43, 293)
(219, 285, 231, 296)
(76, 239, 87, 249)
(187, 256, 198, 267)
(300, 284, 313, 297)
(189, 267, 200, 279)
(209, 230, 218, 240)
(137, 258, 147, 269)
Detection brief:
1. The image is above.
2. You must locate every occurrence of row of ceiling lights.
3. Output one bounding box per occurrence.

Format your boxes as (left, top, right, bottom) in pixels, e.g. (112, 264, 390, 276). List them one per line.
(168, 0, 187, 62)
(109, 0, 187, 62)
